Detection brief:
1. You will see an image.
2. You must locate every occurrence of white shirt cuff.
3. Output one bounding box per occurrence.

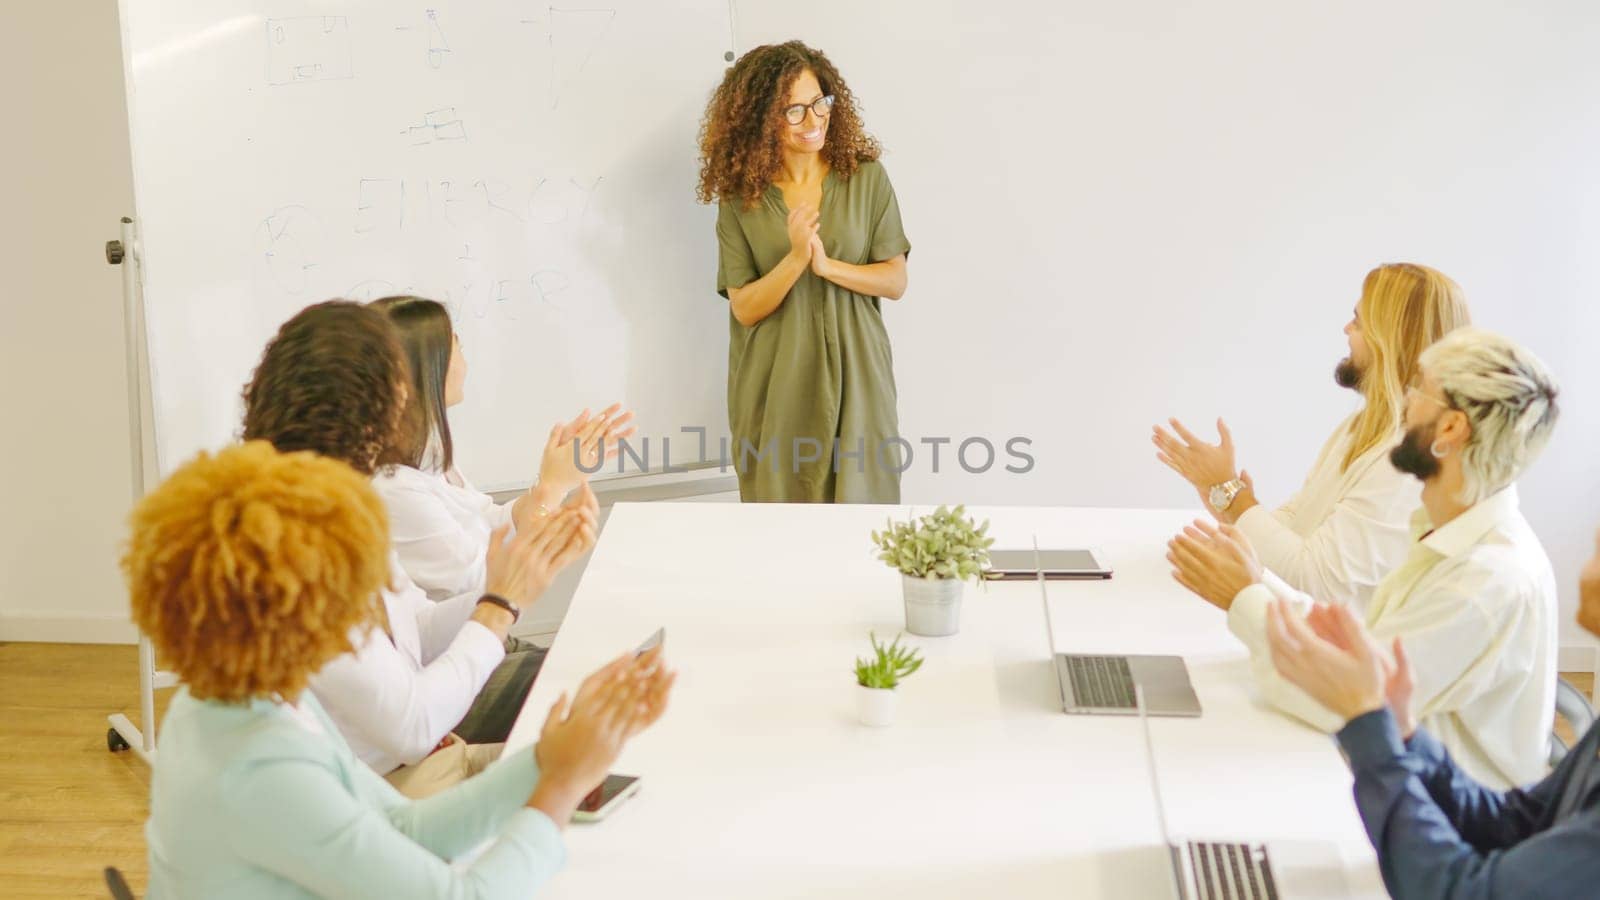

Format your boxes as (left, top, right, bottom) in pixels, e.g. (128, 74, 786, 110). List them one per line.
(1227, 583, 1275, 654)
(452, 619, 509, 669)
(1260, 568, 1300, 602)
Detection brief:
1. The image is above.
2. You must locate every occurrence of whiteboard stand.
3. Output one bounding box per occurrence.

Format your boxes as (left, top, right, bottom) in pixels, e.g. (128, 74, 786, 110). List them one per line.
(104, 215, 175, 765)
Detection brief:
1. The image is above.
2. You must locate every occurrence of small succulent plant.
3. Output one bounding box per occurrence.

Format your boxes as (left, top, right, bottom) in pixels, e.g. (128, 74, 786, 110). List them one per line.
(853, 632, 924, 690)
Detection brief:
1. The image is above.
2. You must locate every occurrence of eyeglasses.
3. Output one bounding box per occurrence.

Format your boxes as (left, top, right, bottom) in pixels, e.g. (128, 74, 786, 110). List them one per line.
(782, 95, 835, 125)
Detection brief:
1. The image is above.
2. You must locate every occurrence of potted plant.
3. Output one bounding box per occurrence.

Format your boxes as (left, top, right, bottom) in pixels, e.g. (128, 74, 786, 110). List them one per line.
(853, 632, 924, 727)
(871, 505, 994, 636)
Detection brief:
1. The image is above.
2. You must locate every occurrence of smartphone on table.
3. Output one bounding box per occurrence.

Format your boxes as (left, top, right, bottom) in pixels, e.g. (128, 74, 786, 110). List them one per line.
(571, 774, 642, 823)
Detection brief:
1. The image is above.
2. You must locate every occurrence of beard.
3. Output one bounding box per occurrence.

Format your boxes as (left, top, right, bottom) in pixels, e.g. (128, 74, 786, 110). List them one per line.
(1389, 420, 1441, 481)
(1334, 357, 1363, 390)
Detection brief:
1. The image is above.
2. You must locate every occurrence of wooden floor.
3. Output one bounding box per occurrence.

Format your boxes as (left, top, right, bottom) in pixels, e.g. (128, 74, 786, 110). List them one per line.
(1560, 673, 1593, 741)
(0, 643, 176, 899)
(0, 642, 1592, 899)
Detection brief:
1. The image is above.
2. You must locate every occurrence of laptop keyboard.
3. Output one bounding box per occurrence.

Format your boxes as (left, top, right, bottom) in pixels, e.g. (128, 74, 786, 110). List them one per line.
(1186, 842, 1277, 900)
(1064, 655, 1137, 709)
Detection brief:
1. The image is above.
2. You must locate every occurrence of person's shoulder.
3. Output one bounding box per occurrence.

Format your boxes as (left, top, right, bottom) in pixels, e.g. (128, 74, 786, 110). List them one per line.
(374, 463, 431, 488)
(173, 694, 337, 772)
(717, 193, 763, 218)
(849, 158, 890, 184)
(839, 159, 896, 207)
(374, 464, 453, 500)
(1451, 533, 1556, 615)
(1494, 515, 1558, 590)
(213, 715, 352, 818)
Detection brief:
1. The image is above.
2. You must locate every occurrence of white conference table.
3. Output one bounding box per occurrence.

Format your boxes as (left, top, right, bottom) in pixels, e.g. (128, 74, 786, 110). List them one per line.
(504, 502, 1387, 899)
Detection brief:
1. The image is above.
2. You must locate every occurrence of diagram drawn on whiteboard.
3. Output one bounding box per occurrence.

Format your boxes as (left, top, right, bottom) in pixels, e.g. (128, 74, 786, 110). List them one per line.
(356, 179, 406, 235)
(253, 206, 321, 295)
(265, 17, 355, 86)
(403, 108, 468, 146)
(426, 9, 452, 69)
(548, 7, 617, 109)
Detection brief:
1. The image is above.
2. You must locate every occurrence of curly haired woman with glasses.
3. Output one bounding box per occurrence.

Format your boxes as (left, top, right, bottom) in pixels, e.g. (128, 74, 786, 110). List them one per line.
(700, 41, 911, 503)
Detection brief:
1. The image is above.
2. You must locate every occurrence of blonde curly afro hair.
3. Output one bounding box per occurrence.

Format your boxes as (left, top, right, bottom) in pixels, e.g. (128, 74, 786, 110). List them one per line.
(123, 441, 390, 703)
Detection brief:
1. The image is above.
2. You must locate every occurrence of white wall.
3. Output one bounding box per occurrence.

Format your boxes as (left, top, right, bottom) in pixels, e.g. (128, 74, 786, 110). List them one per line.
(0, 0, 141, 642)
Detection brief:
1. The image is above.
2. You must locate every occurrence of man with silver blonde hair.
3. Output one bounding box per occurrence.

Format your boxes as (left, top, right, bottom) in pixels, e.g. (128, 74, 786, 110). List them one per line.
(1168, 328, 1560, 789)
(1390, 327, 1561, 507)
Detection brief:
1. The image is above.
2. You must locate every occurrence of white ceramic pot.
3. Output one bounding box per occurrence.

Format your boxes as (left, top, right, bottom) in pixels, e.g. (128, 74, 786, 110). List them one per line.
(856, 684, 898, 727)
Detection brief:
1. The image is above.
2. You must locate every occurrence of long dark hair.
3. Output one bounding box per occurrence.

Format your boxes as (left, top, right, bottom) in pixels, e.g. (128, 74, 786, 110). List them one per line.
(369, 296, 455, 472)
(241, 300, 408, 476)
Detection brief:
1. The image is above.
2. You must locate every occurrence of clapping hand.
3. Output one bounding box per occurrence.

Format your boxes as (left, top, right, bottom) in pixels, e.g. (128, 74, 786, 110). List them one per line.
(1266, 599, 1413, 732)
(786, 204, 820, 263)
(539, 404, 636, 494)
(1153, 418, 1251, 520)
(529, 644, 677, 824)
(1167, 519, 1262, 611)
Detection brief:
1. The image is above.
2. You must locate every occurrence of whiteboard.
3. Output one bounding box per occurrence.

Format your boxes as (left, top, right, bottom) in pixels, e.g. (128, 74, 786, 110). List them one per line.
(119, 0, 735, 489)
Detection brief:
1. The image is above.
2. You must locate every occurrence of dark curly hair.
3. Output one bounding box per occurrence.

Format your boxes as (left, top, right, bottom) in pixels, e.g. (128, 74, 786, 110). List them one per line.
(124, 441, 390, 703)
(241, 300, 408, 476)
(696, 41, 880, 209)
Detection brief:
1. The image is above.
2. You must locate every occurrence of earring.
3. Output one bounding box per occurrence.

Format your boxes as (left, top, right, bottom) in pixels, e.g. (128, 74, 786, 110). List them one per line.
(1430, 441, 1449, 459)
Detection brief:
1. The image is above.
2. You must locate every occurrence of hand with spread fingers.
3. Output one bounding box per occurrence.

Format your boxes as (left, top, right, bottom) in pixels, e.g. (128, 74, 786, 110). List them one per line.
(528, 646, 677, 826)
(1302, 602, 1417, 737)
(486, 499, 598, 607)
(1264, 598, 1417, 731)
(543, 404, 637, 492)
(1167, 518, 1263, 611)
(516, 404, 635, 531)
(1152, 417, 1258, 523)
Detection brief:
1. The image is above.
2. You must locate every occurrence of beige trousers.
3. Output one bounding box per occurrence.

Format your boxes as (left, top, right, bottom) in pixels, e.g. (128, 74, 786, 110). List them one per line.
(382, 734, 505, 799)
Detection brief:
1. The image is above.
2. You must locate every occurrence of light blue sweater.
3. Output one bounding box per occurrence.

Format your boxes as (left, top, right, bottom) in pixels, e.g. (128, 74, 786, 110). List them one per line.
(146, 688, 564, 898)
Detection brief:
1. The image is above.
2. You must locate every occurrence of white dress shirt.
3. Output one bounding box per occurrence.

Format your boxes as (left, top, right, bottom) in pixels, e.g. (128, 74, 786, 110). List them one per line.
(1228, 486, 1559, 789)
(1234, 414, 1419, 612)
(309, 554, 506, 774)
(374, 464, 516, 602)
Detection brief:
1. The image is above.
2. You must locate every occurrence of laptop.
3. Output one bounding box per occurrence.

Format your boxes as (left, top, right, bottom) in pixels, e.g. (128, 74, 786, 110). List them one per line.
(1035, 542, 1201, 717)
(1138, 686, 1353, 900)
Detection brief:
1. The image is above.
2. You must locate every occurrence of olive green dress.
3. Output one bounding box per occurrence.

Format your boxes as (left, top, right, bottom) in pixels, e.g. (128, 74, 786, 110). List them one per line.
(716, 160, 911, 503)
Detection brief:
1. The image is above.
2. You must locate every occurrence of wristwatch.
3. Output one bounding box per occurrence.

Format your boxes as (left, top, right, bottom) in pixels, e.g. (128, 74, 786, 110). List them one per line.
(1208, 478, 1246, 513)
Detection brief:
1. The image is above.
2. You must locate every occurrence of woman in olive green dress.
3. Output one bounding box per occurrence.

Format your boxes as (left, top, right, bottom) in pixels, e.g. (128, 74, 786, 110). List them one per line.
(697, 41, 911, 503)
